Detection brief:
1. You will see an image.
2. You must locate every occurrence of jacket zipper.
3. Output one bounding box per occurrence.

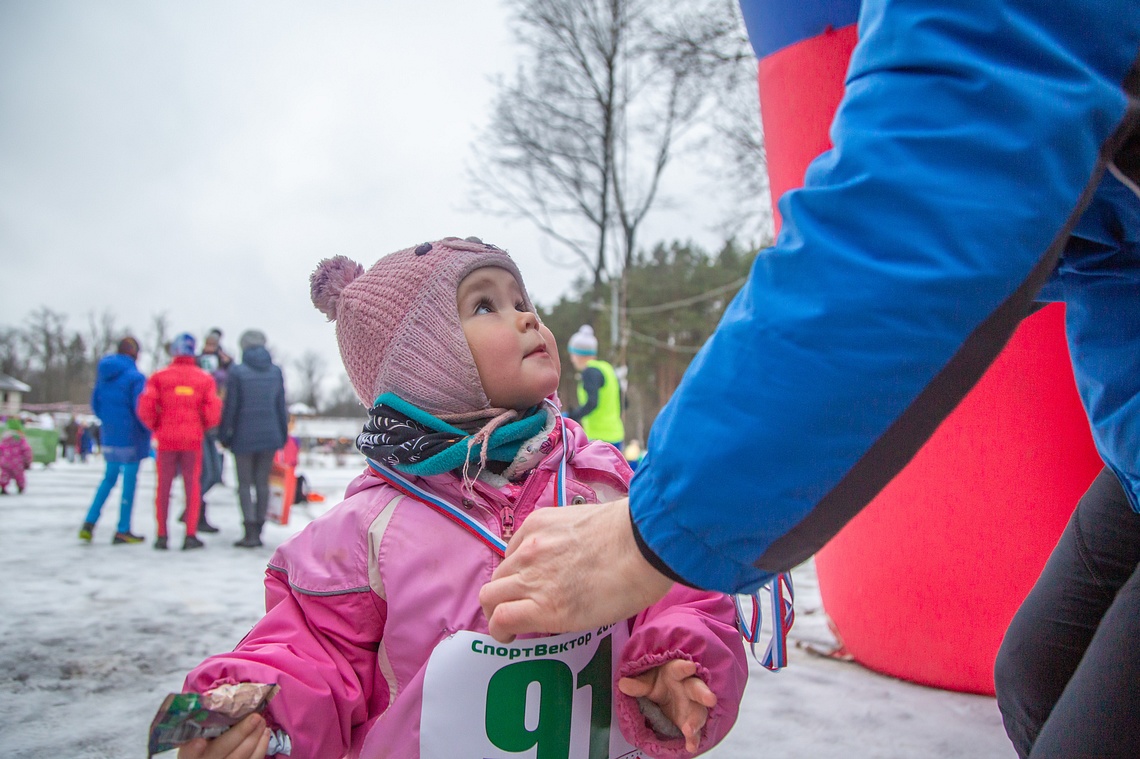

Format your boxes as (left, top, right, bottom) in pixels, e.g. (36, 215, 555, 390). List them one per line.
(500, 504, 516, 541)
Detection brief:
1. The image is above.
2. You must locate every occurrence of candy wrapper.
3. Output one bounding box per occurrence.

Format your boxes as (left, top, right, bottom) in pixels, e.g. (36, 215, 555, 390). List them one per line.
(148, 683, 282, 757)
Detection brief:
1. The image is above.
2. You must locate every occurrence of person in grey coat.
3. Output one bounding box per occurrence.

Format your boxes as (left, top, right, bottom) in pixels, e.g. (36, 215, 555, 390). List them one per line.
(218, 329, 288, 547)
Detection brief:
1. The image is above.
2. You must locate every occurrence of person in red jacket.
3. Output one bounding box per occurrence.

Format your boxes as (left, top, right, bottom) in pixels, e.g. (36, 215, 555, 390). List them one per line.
(137, 332, 222, 550)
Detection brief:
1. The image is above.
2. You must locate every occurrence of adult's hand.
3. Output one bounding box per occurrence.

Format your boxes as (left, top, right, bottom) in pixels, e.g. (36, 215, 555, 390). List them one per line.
(480, 498, 674, 643)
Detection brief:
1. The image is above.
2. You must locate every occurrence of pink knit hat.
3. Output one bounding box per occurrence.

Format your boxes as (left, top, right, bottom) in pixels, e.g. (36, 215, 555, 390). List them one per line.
(310, 237, 534, 415)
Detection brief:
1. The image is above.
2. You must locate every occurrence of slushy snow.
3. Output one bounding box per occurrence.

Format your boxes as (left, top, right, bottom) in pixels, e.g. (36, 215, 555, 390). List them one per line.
(0, 455, 1015, 758)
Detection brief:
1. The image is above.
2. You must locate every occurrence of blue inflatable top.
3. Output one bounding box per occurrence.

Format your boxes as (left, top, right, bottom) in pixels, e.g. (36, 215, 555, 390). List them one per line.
(738, 0, 860, 58)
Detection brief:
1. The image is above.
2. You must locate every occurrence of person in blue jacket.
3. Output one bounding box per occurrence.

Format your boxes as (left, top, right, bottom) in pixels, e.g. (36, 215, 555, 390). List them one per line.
(218, 329, 288, 548)
(480, 1, 1140, 757)
(79, 337, 150, 544)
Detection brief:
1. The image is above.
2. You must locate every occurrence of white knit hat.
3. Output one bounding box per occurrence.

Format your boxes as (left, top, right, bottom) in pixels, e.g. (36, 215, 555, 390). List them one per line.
(567, 325, 598, 356)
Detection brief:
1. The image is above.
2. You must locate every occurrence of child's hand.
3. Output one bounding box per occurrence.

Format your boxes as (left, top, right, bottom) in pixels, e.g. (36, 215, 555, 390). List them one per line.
(176, 713, 271, 759)
(618, 659, 717, 753)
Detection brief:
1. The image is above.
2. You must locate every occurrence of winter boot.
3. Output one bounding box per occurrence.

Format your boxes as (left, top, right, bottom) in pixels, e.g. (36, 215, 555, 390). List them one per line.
(79, 522, 95, 542)
(197, 501, 220, 533)
(154, 536, 168, 550)
(183, 535, 205, 550)
(233, 522, 263, 548)
(112, 531, 145, 544)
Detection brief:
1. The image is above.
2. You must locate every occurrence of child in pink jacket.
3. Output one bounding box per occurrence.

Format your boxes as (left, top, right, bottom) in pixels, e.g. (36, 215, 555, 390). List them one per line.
(0, 417, 33, 494)
(178, 237, 747, 759)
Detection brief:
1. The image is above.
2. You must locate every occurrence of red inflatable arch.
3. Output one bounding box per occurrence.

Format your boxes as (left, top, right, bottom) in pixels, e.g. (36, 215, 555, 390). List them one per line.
(745, 2, 1104, 694)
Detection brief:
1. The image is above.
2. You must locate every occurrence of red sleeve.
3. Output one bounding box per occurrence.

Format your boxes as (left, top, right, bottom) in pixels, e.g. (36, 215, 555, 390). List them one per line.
(202, 377, 222, 430)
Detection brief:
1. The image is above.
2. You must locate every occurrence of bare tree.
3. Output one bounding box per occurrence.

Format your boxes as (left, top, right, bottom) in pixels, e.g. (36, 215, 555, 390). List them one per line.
(659, 0, 770, 240)
(471, 0, 755, 362)
(23, 307, 69, 402)
(471, 0, 622, 286)
(293, 350, 327, 413)
(86, 309, 120, 365)
(145, 312, 171, 374)
(0, 327, 28, 380)
(63, 332, 90, 402)
(472, 1, 723, 276)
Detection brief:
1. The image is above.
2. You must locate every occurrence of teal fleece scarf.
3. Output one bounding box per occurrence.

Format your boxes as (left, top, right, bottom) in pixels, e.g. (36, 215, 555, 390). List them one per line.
(356, 393, 548, 477)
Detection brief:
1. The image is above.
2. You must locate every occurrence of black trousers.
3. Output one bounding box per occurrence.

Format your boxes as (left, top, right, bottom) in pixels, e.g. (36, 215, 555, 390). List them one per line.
(199, 430, 224, 495)
(995, 467, 1140, 758)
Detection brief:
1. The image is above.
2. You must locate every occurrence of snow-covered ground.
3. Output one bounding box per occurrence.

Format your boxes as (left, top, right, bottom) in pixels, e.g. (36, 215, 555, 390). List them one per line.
(0, 456, 1016, 758)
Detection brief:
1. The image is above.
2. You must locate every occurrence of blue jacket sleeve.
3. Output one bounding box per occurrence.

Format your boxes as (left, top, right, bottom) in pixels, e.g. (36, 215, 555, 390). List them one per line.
(90, 382, 103, 421)
(276, 368, 289, 448)
(567, 367, 604, 422)
(629, 0, 1140, 593)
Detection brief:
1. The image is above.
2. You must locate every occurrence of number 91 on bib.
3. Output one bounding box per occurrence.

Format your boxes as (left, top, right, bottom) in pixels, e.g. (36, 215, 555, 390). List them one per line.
(421, 624, 645, 759)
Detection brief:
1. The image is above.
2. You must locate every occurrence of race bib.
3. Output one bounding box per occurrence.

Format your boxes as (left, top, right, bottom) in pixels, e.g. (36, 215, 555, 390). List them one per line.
(421, 624, 645, 759)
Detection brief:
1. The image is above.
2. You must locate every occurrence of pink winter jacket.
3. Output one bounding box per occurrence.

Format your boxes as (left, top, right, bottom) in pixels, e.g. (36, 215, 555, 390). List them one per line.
(184, 420, 747, 758)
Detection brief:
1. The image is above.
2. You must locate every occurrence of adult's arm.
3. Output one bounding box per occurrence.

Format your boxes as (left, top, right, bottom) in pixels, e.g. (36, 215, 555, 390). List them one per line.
(275, 368, 289, 447)
(218, 371, 240, 447)
(129, 373, 147, 425)
(630, 0, 1139, 593)
(90, 380, 104, 421)
(482, 0, 1140, 640)
(202, 380, 223, 432)
(136, 377, 159, 432)
(566, 366, 604, 422)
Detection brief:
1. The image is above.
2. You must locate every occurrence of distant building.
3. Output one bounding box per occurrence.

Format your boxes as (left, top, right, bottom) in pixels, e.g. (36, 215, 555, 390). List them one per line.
(0, 374, 32, 416)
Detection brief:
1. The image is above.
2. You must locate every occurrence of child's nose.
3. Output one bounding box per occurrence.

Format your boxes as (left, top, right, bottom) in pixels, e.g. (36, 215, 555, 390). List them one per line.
(518, 311, 539, 330)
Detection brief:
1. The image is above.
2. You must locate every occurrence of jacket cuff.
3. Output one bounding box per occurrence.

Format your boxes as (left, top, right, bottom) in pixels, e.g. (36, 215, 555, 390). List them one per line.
(630, 518, 699, 589)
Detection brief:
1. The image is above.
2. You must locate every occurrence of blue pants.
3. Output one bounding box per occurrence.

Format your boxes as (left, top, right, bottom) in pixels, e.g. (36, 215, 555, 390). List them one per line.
(84, 460, 139, 534)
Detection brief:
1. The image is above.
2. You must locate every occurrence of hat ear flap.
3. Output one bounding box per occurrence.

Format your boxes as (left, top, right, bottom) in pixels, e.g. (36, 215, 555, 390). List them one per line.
(311, 255, 365, 321)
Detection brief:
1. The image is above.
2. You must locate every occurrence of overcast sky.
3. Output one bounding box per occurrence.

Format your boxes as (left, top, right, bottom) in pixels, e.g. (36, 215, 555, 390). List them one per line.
(0, 1, 756, 397)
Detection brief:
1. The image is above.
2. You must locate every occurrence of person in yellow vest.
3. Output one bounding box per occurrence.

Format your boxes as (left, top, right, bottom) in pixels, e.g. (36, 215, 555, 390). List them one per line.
(565, 325, 625, 451)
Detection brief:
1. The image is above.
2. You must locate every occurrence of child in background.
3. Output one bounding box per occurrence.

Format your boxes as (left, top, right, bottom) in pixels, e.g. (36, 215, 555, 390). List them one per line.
(177, 237, 747, 759)
(0, 417, 33, 494)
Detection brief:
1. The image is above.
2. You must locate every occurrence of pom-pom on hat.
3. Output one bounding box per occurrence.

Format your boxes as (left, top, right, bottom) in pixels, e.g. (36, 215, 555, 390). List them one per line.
(310, 237, 533, 414)
(117, 336, 140, 358)
(170, 333, 196, 357)
(568, 325, 599, 356)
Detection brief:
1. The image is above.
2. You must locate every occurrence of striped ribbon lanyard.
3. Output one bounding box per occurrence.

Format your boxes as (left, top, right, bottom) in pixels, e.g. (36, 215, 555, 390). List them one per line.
(365, 401, 569, 557)
(735, 572, 795, 671)
(365, 405, 795, 667)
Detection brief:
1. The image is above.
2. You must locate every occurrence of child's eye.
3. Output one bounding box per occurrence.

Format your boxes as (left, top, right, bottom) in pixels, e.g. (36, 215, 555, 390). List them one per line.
(515, 301, 528, 312)
(474, 298, 495, 315)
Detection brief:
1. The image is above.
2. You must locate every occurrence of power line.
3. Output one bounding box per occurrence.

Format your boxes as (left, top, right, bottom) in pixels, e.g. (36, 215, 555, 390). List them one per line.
(628, 329, 705, 354)
(621, 276, 748, 315)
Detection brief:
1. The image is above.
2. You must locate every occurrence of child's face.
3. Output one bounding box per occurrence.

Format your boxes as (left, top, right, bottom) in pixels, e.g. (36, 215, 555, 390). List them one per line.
(457, 266, 561, 412)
